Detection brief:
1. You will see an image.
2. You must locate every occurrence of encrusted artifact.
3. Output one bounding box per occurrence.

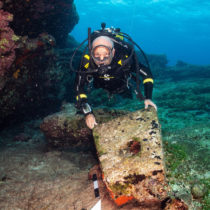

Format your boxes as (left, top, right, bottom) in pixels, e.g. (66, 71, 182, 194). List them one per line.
(93, 108, 169, 207)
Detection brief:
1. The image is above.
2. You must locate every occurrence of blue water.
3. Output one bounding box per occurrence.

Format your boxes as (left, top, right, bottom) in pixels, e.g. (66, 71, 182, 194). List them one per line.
(71, 0, 210, 66)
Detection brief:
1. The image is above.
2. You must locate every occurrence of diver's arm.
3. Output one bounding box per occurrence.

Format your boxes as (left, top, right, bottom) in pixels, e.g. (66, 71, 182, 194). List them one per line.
(77, 81, 97, 129)
(74, 57, 97, 129)
(75, 77, 94, 117)
(128, 53, 153, 100)
(134, 64, 157, 111)
(76, 75, 97, 129)
(137, 63, 153, 99)
(138, 64, 157, 110)
(75, 71, 97, 129)
(75, 72, 88, 109)
(74, 55, 92, 114)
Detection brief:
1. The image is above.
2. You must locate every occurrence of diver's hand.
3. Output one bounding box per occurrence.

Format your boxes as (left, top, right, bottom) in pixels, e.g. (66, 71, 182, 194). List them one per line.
(144, 99, 157, 111)
(85, 114, 98, 129)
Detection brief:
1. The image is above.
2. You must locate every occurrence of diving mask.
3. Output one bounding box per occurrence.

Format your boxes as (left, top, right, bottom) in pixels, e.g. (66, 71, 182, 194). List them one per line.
(91, 45, 113, 62)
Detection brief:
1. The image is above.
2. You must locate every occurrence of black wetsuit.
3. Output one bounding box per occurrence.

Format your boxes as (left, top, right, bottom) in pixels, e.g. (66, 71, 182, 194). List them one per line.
(75, 45, 154, 114)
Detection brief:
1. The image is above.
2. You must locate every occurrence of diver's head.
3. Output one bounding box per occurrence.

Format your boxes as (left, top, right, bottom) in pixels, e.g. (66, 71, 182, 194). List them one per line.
(91, 36, 115, 66)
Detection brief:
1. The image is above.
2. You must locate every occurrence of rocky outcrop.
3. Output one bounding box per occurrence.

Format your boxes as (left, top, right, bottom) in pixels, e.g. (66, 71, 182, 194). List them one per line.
(0, 0, 80, 128)
(2, 0, 79, 47)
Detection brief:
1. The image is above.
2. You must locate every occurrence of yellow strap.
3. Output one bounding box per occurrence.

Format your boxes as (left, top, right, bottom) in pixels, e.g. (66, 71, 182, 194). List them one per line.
(118, 60, 122, 65)
(143, 78, 154, 84)
(115, 33, 124, 40)
(84, 63, 89, 69)
(76, 94, 87, 101)
(118, 56, 128, 66)
(99, 76, 114, 79)
(84, 54, 90, 60)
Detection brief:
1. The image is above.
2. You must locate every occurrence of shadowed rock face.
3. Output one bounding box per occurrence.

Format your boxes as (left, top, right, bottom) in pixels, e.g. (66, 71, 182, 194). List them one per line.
(93, 107, 188, 208)
(2, 0, 79, 47)
(0, 0, 80, 128)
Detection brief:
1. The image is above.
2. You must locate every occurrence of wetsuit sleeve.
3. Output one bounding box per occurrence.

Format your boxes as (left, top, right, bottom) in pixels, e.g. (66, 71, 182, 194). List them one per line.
(74, 55, 92, 113)
(75, 70, 88, 104)
(139, 63, 154, 99)
(120, 45, 154, 100)
(129, 53, 154, 100)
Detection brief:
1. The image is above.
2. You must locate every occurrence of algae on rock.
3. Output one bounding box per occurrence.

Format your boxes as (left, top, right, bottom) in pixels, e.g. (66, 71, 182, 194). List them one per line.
(93, 107, 169, 207)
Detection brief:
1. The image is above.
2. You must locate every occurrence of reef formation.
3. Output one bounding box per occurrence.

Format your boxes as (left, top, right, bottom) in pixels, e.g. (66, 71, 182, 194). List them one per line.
(0, 0, 79, 128)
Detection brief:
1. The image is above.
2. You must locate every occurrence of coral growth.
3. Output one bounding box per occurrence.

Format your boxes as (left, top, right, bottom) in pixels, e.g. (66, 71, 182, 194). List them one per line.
(0, 1, 19, 76)
(18, 33, 56, 53)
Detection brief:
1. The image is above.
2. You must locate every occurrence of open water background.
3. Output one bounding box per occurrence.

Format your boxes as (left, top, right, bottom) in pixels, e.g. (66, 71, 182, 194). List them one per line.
(72, 0, 210, 66)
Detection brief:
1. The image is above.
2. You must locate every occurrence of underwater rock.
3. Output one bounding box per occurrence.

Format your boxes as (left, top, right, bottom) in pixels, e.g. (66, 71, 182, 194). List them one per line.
(17, 33, 56, 53)
(93, 107, 169, 207)
(2, 0, 79, 47)
(164, 198, 188, 210)
(0, 2, 19, 76)
(0, 0, 81, 127)
(40, 103, 92, 148)
(40, 103, 129, 148)
(191, 183, 207, 199)
(0, 43, 82, 128)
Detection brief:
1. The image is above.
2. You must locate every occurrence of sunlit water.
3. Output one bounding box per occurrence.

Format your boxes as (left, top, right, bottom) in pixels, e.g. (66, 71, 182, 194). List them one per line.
(72, 0, 210, 66)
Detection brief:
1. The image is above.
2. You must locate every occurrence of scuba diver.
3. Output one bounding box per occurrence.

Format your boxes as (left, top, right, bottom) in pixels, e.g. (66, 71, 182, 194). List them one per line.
(71, 23, 157, 129)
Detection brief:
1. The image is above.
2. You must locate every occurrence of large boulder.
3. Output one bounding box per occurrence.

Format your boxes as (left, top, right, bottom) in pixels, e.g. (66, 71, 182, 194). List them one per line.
(40, 103, 129, 148)
(93, 107, 188, 209)
(40, 104, 91, 148)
